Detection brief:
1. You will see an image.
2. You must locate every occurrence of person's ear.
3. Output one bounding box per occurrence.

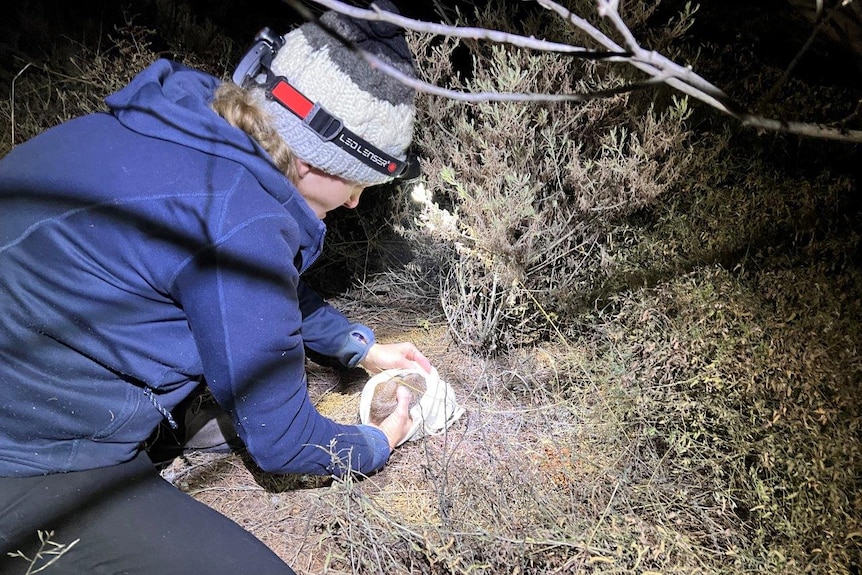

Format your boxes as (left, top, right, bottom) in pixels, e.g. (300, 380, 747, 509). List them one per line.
(294, 157, 312, 179)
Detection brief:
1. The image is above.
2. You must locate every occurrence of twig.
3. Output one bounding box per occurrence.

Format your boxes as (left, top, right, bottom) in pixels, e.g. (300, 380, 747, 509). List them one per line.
(587, 469, 623, 546)
(10, 63, 33, 145)
(7, 530, 80, 575)
(186, 485, 264, 496)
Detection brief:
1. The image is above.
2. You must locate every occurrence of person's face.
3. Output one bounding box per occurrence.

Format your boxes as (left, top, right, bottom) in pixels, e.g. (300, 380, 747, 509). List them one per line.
(294, 159, 366, 220)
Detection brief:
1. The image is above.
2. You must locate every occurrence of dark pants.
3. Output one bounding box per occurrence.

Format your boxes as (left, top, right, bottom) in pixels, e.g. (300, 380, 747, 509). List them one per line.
(0, 451, 295, 575)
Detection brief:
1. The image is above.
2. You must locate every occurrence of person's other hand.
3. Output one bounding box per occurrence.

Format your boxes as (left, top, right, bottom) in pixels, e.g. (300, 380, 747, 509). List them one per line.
(371, 384, 414, 449)
(359, 342, 433, 375)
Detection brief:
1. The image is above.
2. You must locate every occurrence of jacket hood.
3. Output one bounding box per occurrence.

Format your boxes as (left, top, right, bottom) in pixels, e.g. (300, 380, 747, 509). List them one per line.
(105, 59, 324, 261)
(106, 60, 312, 209)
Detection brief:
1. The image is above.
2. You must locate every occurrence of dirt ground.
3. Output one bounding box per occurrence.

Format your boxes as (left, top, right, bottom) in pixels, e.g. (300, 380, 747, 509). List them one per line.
(161, 307, 474, 574)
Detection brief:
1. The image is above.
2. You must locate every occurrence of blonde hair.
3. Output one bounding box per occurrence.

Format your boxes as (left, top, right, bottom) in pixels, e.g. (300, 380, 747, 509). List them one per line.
(209, 82, 298, 183)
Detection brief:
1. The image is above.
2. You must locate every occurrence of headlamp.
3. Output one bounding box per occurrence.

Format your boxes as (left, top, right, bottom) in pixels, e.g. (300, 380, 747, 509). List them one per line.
(232, 27, 420, 183)
(396, 153, 422, 183)
(232, 27, 284, 87)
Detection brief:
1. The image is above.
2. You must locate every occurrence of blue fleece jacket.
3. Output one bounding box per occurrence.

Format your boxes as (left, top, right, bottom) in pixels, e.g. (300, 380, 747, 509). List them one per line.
(0, 60, 390, 477)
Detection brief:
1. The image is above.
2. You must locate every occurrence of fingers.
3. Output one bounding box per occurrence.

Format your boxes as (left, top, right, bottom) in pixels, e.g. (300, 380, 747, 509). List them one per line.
(394, 384, 413, 415)
(398, 343, 432, 374)
(375, 388, 414, 450)
(407, 347, 433, 374)
(362, 342, 435, 375)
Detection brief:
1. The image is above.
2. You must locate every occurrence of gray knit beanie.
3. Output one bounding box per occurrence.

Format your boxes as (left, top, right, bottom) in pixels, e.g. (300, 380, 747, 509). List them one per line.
(251, 1, 416, 186)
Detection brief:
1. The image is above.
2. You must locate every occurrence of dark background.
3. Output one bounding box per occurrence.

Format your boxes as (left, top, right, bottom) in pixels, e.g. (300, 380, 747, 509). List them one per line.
(2, 0, 861, 90)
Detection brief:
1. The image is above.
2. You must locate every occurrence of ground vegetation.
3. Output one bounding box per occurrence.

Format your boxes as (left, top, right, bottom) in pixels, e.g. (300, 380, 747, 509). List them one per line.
(1, 1, 860, 573)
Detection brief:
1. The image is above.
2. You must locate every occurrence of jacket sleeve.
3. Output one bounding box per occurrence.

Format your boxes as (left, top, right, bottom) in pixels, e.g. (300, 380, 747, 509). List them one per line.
(170, 212, 389, 477)
(297, 281, 375, 368)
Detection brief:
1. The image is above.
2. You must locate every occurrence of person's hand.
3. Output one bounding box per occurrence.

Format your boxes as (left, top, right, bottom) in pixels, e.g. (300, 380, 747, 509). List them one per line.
(359, 342, 433, 375)
(370, 384, 415, 449)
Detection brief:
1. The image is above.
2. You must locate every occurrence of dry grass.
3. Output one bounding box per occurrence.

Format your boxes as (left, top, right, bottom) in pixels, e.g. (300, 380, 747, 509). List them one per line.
(165, 257, 861, 574)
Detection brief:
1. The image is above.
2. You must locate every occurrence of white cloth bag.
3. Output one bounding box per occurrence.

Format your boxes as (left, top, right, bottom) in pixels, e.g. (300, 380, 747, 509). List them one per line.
(359, 368, 465, 446)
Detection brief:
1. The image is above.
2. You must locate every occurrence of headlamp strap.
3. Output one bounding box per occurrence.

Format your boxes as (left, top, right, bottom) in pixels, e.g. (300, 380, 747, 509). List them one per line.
(267, 78, 407, 178)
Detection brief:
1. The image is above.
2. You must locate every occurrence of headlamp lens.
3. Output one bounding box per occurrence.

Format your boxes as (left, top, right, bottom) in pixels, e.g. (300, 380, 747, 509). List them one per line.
(395, 153, 421, 182)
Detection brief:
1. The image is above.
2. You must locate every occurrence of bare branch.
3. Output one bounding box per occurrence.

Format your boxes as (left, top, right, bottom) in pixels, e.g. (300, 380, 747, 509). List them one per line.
(295, 0, 862, 143)
(738, 115, 862, 143)
(285, 0, 632, 103)
(301, 0, 630, 60)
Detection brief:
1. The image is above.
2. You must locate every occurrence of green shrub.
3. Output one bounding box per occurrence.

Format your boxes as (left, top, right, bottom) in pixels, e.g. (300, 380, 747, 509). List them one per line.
(401, 0, 697, 352)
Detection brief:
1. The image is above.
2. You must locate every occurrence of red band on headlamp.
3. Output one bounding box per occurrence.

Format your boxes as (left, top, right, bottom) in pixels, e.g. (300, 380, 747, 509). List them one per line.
(266, 77, 414, 180)
(270, 80, 313, 119)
